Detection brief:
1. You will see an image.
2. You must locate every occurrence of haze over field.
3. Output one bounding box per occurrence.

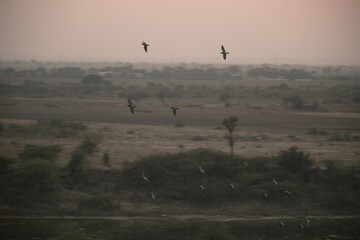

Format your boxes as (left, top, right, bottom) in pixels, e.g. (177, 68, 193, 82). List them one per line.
(0, 0, 360, 64)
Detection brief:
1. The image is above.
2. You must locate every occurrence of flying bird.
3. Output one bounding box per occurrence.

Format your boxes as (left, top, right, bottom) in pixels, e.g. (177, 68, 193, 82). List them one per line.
(142, 41, 150, 52)
(171, 106, 180, 116)
(128, 99, 136, 114)
(220, 45, 229, 60)
(142, 170, 150, 182)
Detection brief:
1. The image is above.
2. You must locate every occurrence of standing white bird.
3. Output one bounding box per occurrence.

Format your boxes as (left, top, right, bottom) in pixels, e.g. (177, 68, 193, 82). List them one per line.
(199, 184, 205, 191)
(142, 41, 150, 52)
(128, 99, 136, 114)
(272, 178, 278, 190)
(220, 45, 229, 60)
(263, 193, 269, 202)
(279, 221, 285, 232)
(142, 170, 150, 182)
(229, 183, 237, 189)
(151, 190, 156, 200)
(299, 222, 305, 233)
(198, 166, 205, 175)
(285, 190, 293, 200)
(305, 217, 311, 228)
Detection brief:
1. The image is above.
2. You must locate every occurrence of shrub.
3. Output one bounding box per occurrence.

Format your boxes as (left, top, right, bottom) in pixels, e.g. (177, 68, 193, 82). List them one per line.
(174, 122, 186, 127)
(9, 160, 60, 193)
(18, 144, 63, 161)
(78, 195, 118, 212)
(0, 156, 14, 175)
(102, 152, 111, 168)
(64, 135, 100, 179)
(81, 74, 103, 86)
(78, 135, 99, 154)
(277, 146, 313, 174)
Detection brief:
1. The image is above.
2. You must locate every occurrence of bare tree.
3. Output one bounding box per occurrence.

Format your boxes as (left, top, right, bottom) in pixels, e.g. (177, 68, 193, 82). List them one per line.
(221, 116, 239, 156)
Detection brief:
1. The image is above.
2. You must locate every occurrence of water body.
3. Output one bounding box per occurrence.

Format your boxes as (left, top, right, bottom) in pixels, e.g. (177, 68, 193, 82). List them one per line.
(0, 216, 359, 240)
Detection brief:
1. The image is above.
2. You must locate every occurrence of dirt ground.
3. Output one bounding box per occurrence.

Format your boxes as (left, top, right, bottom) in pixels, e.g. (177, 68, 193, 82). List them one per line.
(0, 96, 359, 168)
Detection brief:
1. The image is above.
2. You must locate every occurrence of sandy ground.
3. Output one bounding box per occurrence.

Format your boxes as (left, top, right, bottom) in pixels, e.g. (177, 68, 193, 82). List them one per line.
(0, 96, 359, 168)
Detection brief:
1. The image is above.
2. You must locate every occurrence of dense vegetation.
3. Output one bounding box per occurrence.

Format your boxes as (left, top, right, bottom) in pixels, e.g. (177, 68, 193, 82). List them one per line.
(1, 62, 359, 81)
(0, 146, 359, 215)
(1, 217, 360, 240)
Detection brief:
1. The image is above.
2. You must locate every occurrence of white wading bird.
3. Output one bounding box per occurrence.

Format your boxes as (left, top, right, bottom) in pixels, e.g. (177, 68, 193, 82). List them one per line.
(272, 178, 278, 190)
(198, 166, 205, 175)
(151, 190, 156, 200)
(285, 190, 293, 200)
(142, 170, 150, 182)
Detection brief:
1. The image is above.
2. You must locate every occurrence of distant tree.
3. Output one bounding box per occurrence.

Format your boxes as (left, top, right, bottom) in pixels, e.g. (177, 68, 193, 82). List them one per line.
(282, 95, 305, 109)
(322, 67, 333, 74)
(65, 135, 99, 179)
(11, 160, 60, 193)
(81, 74, 103, 86)
(34, 67, 47, 77)
(221, 116, 239, 156)
(285, 68, 311, 80)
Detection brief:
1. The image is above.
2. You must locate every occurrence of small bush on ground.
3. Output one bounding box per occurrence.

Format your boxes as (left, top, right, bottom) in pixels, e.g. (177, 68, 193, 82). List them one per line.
(18, 144, 63, 161)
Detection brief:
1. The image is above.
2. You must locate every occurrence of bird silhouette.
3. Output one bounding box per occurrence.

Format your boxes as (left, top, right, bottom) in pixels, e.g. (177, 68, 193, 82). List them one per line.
(128, 99, 136, 114)
(171, 106, 180, 116)
(142, 41, 150, 52)
(220, 45, 229, 60)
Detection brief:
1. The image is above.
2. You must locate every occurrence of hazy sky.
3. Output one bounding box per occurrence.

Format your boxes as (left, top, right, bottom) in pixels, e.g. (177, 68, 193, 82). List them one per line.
(1, 0, 359, 64)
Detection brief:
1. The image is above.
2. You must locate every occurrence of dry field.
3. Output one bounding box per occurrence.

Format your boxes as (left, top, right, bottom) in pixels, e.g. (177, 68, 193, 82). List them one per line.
(1, 77, 360, 169)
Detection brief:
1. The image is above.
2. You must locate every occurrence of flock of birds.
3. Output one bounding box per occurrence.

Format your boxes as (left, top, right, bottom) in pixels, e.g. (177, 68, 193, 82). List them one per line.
(142, 165, 311, 235)
(126, 41, 230, 115)
(136, 41, 310, 236)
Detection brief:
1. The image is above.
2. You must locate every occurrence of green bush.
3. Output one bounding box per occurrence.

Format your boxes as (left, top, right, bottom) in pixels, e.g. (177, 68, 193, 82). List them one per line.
(277, 146, 313, 174)
(0, 120, 88, 138)
(18, 144, 63, 161)
(78, 195, 118, 212)
(81, 74, 103, 86)
(64, 135, 100, 179)
(8, 160, 60, 193)
(0, 156, 14, 174)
